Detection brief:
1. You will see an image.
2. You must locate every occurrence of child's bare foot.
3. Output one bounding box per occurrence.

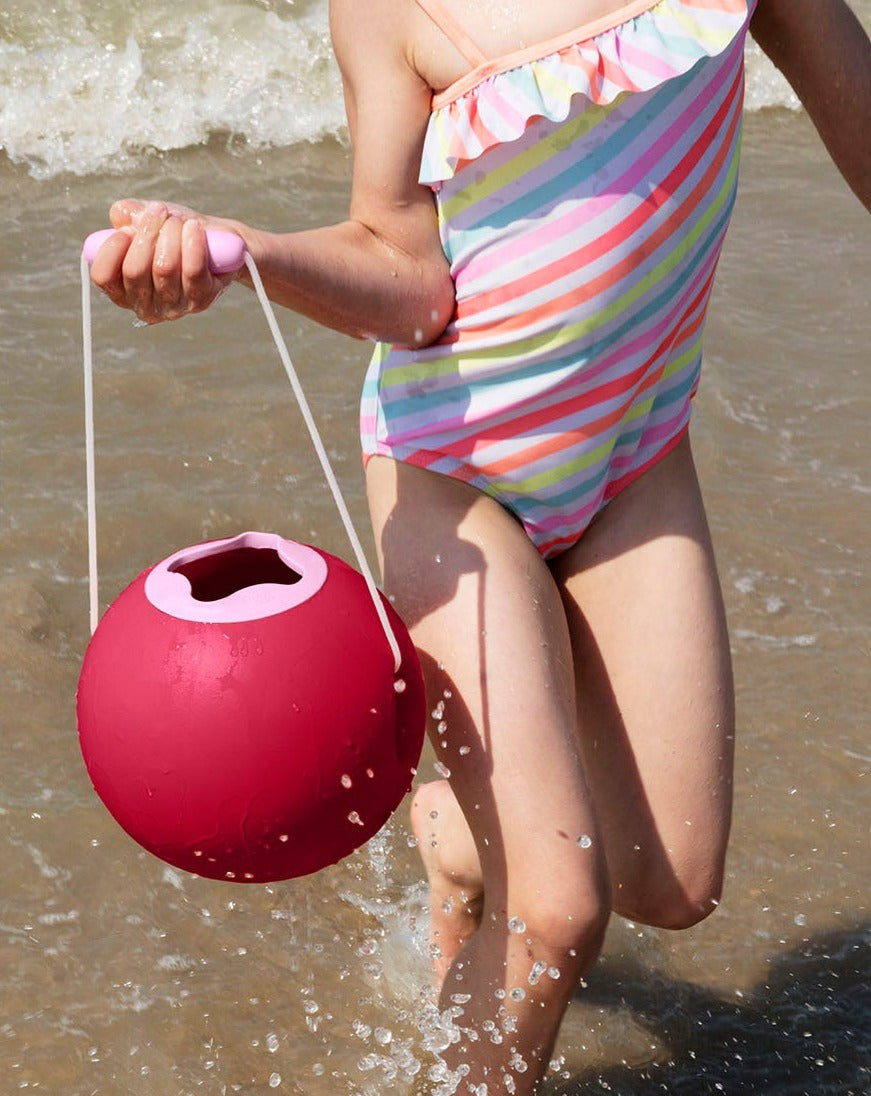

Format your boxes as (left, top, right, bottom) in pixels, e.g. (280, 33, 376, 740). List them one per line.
(411, 779, 484, 987)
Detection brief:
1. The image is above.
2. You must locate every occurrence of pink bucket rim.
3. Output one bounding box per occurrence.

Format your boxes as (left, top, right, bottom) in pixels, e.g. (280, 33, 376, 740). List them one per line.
(143, 531, 328, 623)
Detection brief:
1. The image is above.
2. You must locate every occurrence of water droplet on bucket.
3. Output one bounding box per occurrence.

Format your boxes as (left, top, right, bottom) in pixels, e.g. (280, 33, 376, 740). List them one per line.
(509, 987, 526, 1002)
(577, 834, 593, 849)
(508, 917, 526, 934)
(341, 774, 353, 789)
(348, 811, 365, 826)
(394, 678, 407, 694)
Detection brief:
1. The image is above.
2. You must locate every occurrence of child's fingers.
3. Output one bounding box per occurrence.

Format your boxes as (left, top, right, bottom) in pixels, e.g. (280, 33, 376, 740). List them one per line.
(89, 227, 136, 307)
(121, 203, 172, 321)
(152, 214, 186, 311)
(94, 200, 232, 323)
(179, 219, 218, 312)
(109, 198, 145, 229)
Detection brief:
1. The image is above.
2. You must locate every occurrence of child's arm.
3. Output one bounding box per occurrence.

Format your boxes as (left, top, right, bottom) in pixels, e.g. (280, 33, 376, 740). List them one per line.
(751, 0, 871, 212)
(91, 0, 455, 347)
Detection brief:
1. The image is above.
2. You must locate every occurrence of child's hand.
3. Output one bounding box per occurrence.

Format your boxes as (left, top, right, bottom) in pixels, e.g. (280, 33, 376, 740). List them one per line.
(89, 200, 238, 324)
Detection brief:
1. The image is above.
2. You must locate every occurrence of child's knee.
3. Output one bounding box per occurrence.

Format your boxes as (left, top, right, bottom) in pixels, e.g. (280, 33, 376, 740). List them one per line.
(613, 857, 725, 931)
(509, 872, 611, 967)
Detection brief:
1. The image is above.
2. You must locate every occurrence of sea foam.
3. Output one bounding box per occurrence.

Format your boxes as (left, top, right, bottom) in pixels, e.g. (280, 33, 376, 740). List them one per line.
(0, 0, 803, 180)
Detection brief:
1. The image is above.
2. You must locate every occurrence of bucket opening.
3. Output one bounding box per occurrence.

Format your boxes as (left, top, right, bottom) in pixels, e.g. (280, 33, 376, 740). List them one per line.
(170, 546, 302, 604)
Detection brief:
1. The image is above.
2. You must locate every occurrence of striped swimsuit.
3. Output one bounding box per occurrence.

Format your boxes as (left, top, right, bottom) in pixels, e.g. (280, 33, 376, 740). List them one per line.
(360, 0, 756, 559)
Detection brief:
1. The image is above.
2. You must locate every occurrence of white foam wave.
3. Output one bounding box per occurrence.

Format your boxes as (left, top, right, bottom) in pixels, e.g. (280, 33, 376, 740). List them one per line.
(0, 4, 808, 180)
(0, 2, 345, 179)
(743, 40, 800, 112)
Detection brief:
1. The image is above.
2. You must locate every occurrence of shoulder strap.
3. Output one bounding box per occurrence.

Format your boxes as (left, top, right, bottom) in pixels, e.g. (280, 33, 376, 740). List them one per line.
(412, 0, 489, 67)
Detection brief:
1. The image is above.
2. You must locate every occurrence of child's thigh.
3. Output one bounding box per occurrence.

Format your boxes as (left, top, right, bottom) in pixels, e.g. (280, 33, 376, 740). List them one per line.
(366, 456, 609, 913)
(552, 436, 735, 928)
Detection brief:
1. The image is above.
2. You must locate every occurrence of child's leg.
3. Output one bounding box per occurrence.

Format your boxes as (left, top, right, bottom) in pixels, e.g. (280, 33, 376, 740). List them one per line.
(367, 457, 611, 1094)
(411, 777, 484, 983)
(551, 435, 735, 929)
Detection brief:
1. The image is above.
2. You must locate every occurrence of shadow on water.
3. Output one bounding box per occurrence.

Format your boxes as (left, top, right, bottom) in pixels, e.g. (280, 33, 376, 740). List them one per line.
(550, 924, 870, 1095)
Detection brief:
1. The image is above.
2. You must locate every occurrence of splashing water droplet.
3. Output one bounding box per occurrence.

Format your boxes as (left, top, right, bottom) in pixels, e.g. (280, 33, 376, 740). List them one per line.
(394, 678, 407, 694)
(577, 834, 593, 849)
(341, 773, 353, 788)
(352, 1019, 372, 1040)
(507, 917, 526, 934)
(459, 745, 471, 755)
(434, 761, 451, 779)
(268, 1072, 282, 1089)
(528, 960, 547, 985)
(348, 811, 365, 826)
(509, 987, 526, 1002)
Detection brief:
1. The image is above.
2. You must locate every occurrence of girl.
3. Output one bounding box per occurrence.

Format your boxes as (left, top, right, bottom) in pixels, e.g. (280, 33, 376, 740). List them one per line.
(90, 1, 871, 1091)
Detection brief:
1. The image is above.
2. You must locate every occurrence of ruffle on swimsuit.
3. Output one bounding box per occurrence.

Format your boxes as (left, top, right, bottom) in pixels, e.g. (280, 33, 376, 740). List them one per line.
(420, 0, 755, 184)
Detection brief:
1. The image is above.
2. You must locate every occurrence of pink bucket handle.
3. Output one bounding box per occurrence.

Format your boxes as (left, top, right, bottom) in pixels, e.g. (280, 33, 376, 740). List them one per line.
(82, 227, 246, 275)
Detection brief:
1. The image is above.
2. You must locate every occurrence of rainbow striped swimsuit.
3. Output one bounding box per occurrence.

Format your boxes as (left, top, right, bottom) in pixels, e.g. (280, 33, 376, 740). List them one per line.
(360, 0, 755, 558)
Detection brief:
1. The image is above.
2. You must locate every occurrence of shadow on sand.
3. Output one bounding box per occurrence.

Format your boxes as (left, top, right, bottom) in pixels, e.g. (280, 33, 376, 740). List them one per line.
(551, 924, 870, 1095)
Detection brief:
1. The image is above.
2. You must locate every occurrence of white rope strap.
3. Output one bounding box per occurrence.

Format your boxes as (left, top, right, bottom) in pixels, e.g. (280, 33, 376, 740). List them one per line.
(81, 250, 403, 673)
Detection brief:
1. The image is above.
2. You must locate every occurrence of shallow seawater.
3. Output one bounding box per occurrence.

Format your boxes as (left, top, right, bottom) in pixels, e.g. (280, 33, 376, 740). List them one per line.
(1, 60, 869, 1096)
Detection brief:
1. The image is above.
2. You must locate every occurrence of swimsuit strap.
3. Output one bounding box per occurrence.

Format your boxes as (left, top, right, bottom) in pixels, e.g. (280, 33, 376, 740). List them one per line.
(412, 0, 489, 67)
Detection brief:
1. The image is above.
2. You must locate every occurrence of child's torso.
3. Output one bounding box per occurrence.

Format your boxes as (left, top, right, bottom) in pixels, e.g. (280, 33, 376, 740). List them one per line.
(362, 0, 756, 558)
